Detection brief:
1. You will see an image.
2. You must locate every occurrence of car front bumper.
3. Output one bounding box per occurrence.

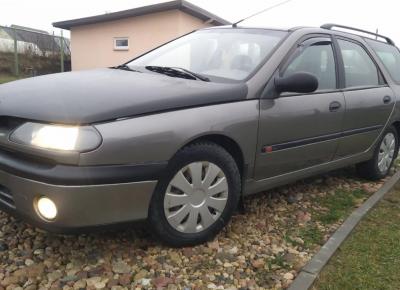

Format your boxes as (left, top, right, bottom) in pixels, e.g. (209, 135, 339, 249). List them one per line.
(0, 150, 165, 233)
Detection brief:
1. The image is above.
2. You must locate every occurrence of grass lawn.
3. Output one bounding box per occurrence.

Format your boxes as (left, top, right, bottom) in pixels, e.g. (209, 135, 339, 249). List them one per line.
(0, 74, 20, 84)
(285, 185, 372, 250)
(312, 184, 400, 290)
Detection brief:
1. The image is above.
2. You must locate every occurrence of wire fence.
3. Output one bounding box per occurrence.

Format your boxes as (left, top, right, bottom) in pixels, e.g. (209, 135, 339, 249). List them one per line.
(0, 25, 71, 79)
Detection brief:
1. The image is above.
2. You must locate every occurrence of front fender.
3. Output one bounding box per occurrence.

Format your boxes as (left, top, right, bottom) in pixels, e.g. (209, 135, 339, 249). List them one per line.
(80, 100, 260, 171)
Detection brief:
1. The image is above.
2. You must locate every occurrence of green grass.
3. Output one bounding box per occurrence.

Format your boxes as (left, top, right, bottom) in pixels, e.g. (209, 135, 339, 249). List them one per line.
(312, 186, 400, 290)
(316, 189, 368, 225)
(286, 189, 369, 249)
(299, 225, 324, 248)
(0, 74, 20, 84)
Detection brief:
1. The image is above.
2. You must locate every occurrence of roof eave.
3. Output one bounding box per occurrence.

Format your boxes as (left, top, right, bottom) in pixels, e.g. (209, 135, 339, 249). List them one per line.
(53, 0, 230, 30)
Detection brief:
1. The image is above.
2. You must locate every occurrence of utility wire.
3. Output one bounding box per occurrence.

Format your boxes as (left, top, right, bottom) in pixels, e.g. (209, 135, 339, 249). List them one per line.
(233, 0, 296, 27)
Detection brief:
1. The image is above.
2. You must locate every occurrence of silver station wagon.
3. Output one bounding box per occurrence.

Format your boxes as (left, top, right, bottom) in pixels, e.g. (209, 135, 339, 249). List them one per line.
(1, 24, 400, 246)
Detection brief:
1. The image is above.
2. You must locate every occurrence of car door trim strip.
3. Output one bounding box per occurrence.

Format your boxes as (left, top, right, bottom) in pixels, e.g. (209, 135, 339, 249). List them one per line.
(262, 125, 383, 153)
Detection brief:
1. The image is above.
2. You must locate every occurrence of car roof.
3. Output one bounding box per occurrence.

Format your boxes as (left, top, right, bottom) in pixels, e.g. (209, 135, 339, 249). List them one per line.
(201, 24, 395, 47)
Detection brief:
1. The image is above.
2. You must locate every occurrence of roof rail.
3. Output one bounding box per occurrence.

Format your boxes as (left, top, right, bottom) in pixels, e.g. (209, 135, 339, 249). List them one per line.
(321, 23, 395, 46)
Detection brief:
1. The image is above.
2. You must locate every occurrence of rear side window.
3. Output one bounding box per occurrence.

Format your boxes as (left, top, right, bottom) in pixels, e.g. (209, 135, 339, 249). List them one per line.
(366, 39, 400, 83)
(337, 39, 381, 88)
(283, 42, 337, 91)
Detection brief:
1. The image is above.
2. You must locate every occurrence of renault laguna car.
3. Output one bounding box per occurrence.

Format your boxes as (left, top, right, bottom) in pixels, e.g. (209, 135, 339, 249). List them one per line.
(1, 24, 400, 246)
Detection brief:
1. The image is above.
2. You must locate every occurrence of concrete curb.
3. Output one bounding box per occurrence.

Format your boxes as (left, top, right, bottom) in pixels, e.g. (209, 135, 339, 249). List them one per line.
(288, 170, 400, 290)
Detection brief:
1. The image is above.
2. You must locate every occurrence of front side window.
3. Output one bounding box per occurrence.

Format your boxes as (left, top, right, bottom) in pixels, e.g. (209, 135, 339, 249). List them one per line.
(128, 29, 287, 81)
(283, 41, 337, 91)
(366, 39, 400, 83)
(337, 39, 381, 88)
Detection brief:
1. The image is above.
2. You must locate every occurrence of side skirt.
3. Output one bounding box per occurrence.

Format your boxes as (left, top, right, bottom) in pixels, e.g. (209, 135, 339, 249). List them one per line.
(243, 151, 373, 196)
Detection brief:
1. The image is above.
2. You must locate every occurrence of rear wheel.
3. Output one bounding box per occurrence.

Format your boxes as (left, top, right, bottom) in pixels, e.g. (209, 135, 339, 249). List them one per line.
(148, 142, 241, 247)
(356, 126, 398, 180)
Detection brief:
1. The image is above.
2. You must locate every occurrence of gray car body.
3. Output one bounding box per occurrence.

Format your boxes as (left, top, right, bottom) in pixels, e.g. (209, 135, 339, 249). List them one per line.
(0, 26, 399, 231)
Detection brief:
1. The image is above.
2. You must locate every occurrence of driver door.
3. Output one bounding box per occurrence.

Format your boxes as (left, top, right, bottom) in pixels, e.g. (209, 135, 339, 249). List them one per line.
(255, 36, 345, 179)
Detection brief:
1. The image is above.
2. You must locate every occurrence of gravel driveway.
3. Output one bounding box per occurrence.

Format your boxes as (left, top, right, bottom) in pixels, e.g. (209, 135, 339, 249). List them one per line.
(0, 168, 390, 290)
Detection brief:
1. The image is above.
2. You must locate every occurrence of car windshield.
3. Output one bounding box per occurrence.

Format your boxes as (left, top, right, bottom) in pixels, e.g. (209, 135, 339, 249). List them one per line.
(127, 28, 287, 81)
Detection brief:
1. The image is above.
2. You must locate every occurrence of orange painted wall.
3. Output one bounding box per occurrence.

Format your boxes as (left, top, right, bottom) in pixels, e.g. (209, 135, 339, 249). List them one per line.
(70, 9, 211, 70)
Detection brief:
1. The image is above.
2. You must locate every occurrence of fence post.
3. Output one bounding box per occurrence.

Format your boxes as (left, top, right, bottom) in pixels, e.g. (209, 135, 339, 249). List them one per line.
(60, 30, 64, 73)
(13, 28, 19, 77)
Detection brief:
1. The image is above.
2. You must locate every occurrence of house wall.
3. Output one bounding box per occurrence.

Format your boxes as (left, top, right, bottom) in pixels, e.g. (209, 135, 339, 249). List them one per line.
(70, 9, 211, 70)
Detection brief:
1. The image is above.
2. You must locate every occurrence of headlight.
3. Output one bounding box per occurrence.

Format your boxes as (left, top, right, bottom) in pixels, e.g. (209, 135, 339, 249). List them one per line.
(10, 122, 102, 152)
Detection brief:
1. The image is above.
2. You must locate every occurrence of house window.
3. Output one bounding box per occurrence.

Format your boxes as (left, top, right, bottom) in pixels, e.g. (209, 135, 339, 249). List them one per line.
(114, 37, 129, 51)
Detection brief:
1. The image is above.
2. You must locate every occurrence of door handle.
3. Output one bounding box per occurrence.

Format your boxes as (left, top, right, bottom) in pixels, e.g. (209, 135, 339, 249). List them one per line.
(383, 96, 392, 104)
(329, 101, 342, 112)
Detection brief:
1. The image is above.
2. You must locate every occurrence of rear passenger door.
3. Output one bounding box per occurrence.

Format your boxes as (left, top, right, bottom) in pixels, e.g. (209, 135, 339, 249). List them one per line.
(334, 38, 395, 158)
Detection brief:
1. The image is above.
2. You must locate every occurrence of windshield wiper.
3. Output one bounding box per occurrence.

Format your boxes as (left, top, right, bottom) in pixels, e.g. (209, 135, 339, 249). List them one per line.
(112, 64, 141, 72)
(145, 66, 210, 82)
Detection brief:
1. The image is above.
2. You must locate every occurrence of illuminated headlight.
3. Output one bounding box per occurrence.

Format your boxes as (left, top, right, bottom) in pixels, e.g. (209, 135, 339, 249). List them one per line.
(36, 197, 58, 220)
(10, 122, 102, 152)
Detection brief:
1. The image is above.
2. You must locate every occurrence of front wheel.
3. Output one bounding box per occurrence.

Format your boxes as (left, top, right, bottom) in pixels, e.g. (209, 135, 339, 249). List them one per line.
(356, 126, 398, 180)
(148, 142, 241, 247)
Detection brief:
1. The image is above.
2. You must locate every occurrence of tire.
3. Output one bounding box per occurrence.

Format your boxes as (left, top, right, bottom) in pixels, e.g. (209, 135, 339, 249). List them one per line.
(356, 126, 398, 180)
(148, 142, 241, 247)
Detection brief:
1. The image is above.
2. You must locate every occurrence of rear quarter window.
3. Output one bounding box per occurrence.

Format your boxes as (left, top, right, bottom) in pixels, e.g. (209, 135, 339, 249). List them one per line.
(366, 39, 400, 83)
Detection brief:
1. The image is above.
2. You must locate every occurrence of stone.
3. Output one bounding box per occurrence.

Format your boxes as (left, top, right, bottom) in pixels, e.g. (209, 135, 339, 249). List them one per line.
(167, 284, 178, 290)
(223, 262, 233, 268)
(112, 262, 131, 274)
(25, 259, 35, 266)
(24, 285, 37, 290)
(86, 277, 102, 287)
(251, 259, 265, 269)
(134, 270, 148, 281)
(207, 240, 219, 250)
(169, 252, 181, 264)
(227, 246, 238, 255)
(141, 278, 151, 286)
(296, 211, 312, 223)
(118, 274, 131, 286)
(47, 271, 62, 282)
(0, 242, 8, 252)
(107, 279, 119, 288)
(283, 272, 294, 280)
(182, 248, 194, 258)
(94, 281, 106, 289)
(1, 276, 19, 287)
(73, 280, 86, 290)
(153, 277, 173, 288)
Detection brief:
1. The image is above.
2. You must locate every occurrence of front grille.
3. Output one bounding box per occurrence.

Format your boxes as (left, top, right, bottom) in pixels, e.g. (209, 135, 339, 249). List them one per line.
(0, 185, 15, 209)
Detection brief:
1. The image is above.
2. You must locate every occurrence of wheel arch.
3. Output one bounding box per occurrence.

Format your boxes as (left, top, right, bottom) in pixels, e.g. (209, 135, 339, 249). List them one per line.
(391, 121, 400, 158)
(178, 134, 247, 183)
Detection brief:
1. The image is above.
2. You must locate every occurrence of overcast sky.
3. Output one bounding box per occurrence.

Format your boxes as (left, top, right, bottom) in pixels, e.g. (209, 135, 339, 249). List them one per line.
(1, 0, 398, 44)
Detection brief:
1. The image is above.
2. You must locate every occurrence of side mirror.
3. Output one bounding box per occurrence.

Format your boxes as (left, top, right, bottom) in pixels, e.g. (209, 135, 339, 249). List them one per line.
(275, 72, 319, 94)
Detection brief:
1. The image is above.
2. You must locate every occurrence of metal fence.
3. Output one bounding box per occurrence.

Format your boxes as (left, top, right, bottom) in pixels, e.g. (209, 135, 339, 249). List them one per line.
(0, 25, 71, 78)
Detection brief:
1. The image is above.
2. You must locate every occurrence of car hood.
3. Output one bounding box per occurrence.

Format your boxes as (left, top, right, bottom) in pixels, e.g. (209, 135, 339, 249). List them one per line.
(0, 69, 248, 124)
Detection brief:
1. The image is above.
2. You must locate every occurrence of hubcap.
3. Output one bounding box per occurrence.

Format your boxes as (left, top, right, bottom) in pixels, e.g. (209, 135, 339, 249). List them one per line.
(378, 133, 396, 173)
(164, 161, 228, 234)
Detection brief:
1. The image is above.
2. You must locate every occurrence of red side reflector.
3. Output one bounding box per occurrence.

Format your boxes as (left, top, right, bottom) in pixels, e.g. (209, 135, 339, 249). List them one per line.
(263, 146, 273, 153)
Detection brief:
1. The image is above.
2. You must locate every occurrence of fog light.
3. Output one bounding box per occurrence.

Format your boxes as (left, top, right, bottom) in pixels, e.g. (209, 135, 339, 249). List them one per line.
(37, 197, 57, 220)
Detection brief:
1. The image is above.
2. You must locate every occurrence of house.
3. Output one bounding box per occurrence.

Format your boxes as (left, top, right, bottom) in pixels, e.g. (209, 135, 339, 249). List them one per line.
(53, 0, 230, 71)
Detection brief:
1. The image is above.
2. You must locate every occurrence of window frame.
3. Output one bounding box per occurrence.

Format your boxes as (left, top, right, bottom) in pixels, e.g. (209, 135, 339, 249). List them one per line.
(365, 38, 400, 85)
(277, 34, 341, 97)
(333, 36, 388, 91)
(114, 37, 129, 51)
